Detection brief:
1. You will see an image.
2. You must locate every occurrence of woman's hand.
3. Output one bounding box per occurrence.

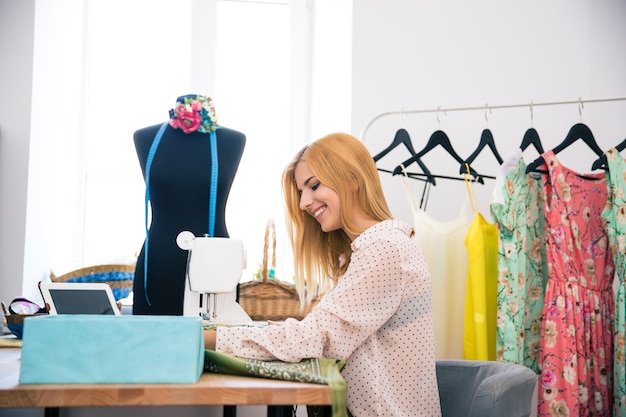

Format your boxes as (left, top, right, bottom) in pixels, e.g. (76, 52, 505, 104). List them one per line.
(204, 330, 217, 350)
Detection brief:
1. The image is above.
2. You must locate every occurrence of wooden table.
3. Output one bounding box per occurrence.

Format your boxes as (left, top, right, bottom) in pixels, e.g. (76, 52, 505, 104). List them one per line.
(0, 348, 331, 416)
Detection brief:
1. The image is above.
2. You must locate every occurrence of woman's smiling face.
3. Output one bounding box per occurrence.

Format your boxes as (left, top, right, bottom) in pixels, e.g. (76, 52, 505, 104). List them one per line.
(294, 160, 343, 234)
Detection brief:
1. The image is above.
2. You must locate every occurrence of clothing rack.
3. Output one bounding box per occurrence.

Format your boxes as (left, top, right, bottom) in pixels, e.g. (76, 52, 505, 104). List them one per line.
(360, 96, 626, 144)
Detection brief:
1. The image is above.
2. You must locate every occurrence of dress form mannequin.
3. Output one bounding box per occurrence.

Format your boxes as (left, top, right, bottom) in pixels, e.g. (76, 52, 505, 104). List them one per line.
(133, 95, 246, 315)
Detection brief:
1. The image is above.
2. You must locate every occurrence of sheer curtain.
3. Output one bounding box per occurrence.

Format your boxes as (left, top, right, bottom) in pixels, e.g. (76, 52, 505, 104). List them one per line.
(77, 0, 350, 286)
(80, 0, 296, 283)
(81, 0, 193, 267)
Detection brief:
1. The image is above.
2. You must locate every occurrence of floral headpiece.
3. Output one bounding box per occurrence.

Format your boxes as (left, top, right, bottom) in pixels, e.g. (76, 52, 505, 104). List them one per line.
(168, 95, 219, 134)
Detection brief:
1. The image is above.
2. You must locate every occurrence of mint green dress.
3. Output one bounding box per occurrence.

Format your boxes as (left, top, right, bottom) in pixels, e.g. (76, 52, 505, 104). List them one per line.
(601, 148, 626, 417)
(490, 155, 548, 373)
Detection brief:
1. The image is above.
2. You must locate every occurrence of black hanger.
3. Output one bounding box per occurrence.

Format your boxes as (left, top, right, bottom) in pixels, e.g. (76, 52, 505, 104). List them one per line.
(373, 128, 436, 184)
(591, 137, 626, 170)
(380, 168, 479, 183)
(372, 128, 416, 161)
(458, 129, 503, 174)
(520, 127, 544, 154)
(378, 165, 436, 184)
(393, 130, 484, 184)
(526, 123, 603, 174)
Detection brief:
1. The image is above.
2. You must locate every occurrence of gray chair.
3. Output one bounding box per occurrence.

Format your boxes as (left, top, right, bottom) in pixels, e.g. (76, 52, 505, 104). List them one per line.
(436, 360, 537, 417)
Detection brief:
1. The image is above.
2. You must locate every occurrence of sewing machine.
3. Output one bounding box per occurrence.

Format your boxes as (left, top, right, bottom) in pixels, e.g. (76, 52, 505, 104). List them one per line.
(176, 231, 252, 324)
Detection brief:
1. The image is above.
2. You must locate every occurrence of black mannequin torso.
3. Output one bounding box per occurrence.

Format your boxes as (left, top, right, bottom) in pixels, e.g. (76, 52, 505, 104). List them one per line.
(133, 122, 246, 315)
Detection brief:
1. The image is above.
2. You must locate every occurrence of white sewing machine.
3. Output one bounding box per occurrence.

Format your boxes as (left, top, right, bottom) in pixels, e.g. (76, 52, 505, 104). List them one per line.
(176, 231, 252, 324)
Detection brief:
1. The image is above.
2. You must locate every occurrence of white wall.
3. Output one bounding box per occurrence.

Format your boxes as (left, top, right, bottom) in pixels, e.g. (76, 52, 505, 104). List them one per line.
(352, 0, 626, 224)
(0, 0, 34, 309)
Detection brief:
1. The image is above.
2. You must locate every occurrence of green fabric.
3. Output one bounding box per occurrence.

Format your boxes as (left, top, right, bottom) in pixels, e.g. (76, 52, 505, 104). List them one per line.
(601, 148, 626, 417)
(490, 159, 547, 373)
(204, 350, 347, 417)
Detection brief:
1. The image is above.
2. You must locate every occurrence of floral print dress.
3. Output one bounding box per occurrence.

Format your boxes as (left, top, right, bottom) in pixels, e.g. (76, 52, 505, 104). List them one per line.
(491, 156, 548, 373)
(538, 150, 614, 417)
(600, 148, 626, 416)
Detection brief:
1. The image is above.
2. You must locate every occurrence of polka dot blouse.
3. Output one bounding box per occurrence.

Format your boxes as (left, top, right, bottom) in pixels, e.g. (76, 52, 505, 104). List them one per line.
(217, 220, 441, 417)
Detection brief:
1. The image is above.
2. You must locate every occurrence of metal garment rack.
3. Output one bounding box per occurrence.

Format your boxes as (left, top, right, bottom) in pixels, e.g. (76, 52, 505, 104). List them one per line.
(360, 96, 626, 144)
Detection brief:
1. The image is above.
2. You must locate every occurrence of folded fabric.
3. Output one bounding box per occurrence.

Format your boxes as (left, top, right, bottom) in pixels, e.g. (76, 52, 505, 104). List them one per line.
(0, 336, 22, 348)
(204, 349, 347, 417)
(20, 315, 204, 384)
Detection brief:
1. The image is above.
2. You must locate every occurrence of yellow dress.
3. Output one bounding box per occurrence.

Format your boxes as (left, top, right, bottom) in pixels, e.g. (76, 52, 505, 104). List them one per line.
(463, 173, 499, 361)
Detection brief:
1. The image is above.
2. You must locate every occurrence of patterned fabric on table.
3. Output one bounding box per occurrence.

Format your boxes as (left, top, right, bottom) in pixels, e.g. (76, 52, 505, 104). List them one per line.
(538, 150, 614, 417)
(490, 157, 547, 373)
(204, 349, 348, 417)
(601, 148, 626, 417)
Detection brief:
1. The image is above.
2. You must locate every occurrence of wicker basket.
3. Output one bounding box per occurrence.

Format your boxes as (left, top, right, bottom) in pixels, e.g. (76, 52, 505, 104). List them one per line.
(5, 313, 48, 339)
(50, 264, 135, 301)
(239, 220, 318, 321)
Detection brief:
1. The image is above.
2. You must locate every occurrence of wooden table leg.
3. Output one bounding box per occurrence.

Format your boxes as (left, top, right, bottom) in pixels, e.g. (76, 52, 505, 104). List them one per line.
(267, 405, 294, 417)
(44, 408, 60, 417)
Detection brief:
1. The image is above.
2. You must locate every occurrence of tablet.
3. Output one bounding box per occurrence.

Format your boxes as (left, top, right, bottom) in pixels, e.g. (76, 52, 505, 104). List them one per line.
(40, 282, 121, 315)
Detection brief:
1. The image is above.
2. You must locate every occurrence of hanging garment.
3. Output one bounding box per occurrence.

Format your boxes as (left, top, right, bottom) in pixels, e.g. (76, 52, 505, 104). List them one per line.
(600, 148, 626, 417)
(401, 178, 472, 359)
(490, 150, 548, 373)
(538, 150, 614, 417)
(462, 172, 499, 361)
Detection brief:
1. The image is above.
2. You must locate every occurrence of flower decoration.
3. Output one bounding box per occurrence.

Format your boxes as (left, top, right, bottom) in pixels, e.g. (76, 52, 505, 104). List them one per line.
(168, 95, 219, 134)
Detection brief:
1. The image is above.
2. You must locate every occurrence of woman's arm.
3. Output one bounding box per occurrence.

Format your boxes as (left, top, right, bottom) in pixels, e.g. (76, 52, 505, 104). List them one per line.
(204, 330, 217, 350)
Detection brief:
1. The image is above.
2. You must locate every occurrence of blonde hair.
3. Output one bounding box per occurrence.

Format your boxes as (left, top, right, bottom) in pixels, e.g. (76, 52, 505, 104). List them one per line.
(282, 132, 393, 304)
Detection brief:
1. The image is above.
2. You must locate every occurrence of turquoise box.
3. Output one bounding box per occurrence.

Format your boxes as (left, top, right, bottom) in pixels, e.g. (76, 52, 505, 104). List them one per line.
(19, 315, 204, 384)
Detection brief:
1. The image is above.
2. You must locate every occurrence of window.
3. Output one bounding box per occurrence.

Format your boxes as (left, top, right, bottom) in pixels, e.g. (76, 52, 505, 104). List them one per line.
(80, 0, 295, 283)
(214, 0, 293, 282)
(78, 0, 350, 285)
(82, 0, 194, 266)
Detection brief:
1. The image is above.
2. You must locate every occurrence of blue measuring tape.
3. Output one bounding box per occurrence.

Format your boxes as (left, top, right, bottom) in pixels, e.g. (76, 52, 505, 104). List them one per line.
(143, 123, 219, 306)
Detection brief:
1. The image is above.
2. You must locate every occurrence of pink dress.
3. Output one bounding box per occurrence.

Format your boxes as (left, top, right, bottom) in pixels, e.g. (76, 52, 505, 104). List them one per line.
(538, 151, 614, 417)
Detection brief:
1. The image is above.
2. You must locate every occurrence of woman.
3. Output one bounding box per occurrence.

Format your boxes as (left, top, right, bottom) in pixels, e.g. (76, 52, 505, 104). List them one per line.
(206, 133, 441, 417)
